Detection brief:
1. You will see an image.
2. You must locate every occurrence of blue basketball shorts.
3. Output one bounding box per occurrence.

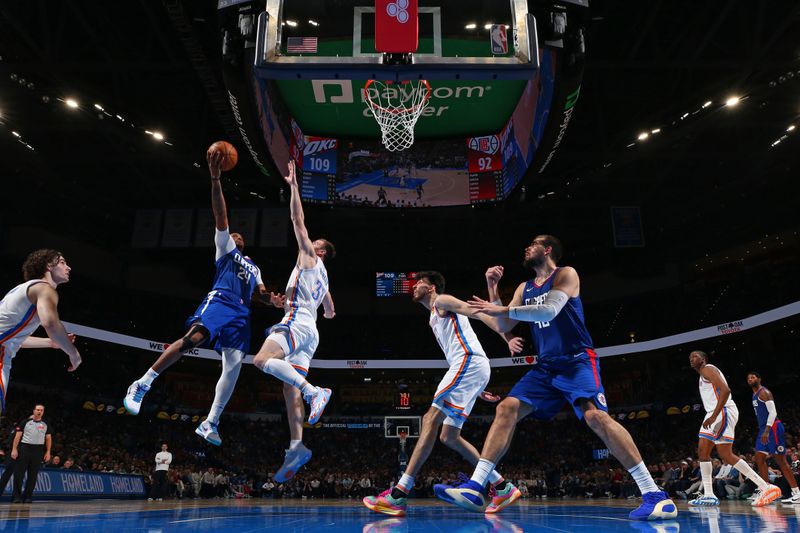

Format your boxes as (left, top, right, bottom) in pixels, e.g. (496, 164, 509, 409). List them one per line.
(186, 290, 250, 353)
(755, 421, 787, 455)
(508, 350, 608, 421)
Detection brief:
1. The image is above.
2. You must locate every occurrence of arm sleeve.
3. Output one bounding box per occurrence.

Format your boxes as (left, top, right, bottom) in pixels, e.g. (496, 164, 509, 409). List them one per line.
(255, 267, 264, 286)
(166, 453, 173, 465)
(45, 421, 52, 435)
(508, 289, 570, 323)
(214, 228, 237, 261)
(765, 400, 777, 427)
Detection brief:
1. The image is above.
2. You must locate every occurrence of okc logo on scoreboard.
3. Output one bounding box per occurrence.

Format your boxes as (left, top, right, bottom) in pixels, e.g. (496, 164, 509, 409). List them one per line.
(468, 135, 500, 155)
(302, 136, 338, 175)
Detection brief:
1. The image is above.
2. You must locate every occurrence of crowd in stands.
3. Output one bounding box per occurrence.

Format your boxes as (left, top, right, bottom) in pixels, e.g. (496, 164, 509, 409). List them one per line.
(1, 384, 797, 502)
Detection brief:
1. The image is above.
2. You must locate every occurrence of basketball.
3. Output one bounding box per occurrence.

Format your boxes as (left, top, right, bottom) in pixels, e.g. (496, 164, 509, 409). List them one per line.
(207, 141, 238, 172)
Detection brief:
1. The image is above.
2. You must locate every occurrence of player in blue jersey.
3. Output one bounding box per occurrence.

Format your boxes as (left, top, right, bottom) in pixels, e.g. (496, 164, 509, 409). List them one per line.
(438, 235, 676, 521)
(123, 150, 284, 446)
(747, 371, 800, 504)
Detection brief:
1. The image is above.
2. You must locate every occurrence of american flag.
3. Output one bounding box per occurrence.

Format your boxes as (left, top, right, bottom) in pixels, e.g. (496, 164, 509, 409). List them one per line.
(287, 37, 318, 54)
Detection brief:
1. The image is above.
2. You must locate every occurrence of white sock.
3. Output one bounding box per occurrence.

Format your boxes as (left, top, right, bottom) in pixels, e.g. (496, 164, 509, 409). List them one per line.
(397, 473, 414, 493)
(207, 348, 243, 424)
(487, 470, 503, 485)
(140, 368, 159, 387)
(470, 459, 495, 487)
(734, 459, 769, 490)
(289, 439, 302, 450)
(792, 487, 800, 496)
(263, 359, 317, 398)
(700, 461, 714, 496)
(627, 461, 659, 495)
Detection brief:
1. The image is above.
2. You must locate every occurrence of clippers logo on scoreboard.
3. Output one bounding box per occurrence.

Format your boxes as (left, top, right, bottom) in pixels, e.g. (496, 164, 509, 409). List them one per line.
(302, 136, 338, 175)
(467, 135, 502, 173)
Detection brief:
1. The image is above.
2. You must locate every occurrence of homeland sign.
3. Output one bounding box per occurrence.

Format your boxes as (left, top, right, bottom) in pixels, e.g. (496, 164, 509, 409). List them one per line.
(0, 467, 146, 498)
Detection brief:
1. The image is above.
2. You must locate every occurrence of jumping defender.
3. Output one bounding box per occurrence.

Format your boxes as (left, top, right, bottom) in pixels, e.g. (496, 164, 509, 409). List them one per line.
(252, 159, 336, 483)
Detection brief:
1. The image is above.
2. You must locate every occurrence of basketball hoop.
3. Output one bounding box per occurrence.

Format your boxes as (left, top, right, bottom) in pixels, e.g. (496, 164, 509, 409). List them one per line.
(364, 79, 431, 152)
(398, 430, 408, 451)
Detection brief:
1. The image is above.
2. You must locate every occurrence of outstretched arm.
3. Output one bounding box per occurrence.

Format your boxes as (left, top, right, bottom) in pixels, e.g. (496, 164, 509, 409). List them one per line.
(29, 284, 81, 371)
(322, 292, 335, 319)
(433, 294, 505, 333)
(470, 269, 578, 326)
(208, 151, 229, 231)
(21, 333, 76, 349)
(284, 160, 317, 267)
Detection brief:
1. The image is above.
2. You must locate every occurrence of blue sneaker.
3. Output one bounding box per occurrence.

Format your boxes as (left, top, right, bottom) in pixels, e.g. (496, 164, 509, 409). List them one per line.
(629, 490, 678, 520)
(438, 479, 489, 513)
(433, 473, 471, 503)
(275, 443, 312, 482)
(195, 420, 222, 446)
(123, 381, 150, 415)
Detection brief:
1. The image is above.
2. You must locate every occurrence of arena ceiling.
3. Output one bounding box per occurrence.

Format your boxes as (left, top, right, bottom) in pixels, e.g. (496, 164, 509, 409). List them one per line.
(2, 0, 799, 272)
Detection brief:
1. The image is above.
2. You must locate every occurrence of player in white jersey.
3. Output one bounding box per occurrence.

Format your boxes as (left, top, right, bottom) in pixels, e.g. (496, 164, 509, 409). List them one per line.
(688, 350, 781, 507)
(363, 271, 519, 517)
(0, 250, 81, 415)
(252, 159, 336, 482)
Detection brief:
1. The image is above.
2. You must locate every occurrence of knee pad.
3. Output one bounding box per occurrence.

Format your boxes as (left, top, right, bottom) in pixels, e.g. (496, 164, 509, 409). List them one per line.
(179, 324, 209, 352)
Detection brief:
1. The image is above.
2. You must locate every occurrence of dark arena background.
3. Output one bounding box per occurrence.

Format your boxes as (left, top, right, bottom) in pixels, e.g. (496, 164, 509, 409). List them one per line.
(2, 1, 800, 531)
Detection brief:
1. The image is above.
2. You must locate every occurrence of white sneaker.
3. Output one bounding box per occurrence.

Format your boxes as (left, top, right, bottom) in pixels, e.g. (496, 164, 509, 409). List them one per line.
(195, 420, 222, 446)
(782, 492, 800, 504)
(752, 484, 782, 507)
(688, 494, 719, 506)
(274, 443, 312, 482)
(307, 388, 332, 424)
(123, 381, 150, 415)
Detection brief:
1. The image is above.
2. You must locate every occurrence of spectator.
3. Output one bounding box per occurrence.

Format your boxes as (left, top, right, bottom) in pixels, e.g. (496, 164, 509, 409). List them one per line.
(148, 442, 172, 502)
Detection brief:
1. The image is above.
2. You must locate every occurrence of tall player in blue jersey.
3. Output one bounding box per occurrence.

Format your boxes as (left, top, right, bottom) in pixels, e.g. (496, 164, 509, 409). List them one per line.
(441, 235, 676, 521)
(747, 371, 800, 504)
(123, 150, 283, 446)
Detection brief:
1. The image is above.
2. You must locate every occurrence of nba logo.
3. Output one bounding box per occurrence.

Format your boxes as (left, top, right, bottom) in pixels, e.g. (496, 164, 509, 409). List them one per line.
(490, 24, 508, 55)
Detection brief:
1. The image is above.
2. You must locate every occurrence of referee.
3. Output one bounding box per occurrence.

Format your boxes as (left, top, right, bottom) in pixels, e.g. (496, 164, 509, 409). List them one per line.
(11, 404, 52, 503)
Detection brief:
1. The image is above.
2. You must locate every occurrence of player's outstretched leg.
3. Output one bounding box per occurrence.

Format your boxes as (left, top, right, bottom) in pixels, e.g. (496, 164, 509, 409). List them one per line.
(195, 347, 244, 446)
(436, 423, 520, 514)
(582, 406, 677, 520)
(275, 383, 313, 482)
(124, 326, 208, 415)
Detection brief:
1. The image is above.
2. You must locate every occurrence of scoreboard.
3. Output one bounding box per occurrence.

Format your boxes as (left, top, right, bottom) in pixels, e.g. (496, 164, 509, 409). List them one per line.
(376, 272, 417, 297)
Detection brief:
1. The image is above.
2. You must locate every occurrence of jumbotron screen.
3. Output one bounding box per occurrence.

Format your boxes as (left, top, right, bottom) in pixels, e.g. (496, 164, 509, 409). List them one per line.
(376, 272, 418, 297)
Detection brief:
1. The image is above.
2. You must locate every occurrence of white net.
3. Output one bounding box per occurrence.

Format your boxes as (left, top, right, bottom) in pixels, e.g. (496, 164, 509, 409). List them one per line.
(364, 79, 431, 152)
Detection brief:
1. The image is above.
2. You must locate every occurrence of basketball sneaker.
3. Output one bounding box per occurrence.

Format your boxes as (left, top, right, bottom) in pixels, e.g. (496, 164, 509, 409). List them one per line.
(363, 488, 407, 517)
(433, 472, 470, 504)
(485, 483, 522, 514)
(437, 479, 489, 513)
(782, 492, 800, 504)
(307, 387, 332, 424)
(123, 381, 150, 415)
(688, 494, 719, 506)
(275, 443, 312, 483)
(629, 490, 678, 520)
(751, 484, 782, 507)
(195, 420, 222, 446)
